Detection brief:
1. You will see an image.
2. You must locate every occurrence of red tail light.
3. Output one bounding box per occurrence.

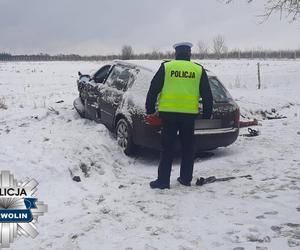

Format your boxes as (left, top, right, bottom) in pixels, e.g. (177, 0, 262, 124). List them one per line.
(145, 115, 162, 127)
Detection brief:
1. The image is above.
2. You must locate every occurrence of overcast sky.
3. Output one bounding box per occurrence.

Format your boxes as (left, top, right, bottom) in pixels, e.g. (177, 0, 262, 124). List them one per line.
(0, 0, 299, 55)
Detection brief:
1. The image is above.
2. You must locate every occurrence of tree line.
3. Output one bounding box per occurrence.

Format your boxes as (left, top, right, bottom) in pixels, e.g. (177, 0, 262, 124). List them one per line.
(1, 36, 300, 61)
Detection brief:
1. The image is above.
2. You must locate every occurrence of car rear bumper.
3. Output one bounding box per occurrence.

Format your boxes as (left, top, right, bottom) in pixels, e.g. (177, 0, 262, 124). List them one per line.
(194, 127, 238, 135)
(194, 128, 239, 151)
(132, 124, 239, 152)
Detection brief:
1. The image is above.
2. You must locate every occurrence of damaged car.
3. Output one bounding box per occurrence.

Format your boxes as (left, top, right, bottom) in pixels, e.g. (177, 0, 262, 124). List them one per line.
(74, 60, 240, 155)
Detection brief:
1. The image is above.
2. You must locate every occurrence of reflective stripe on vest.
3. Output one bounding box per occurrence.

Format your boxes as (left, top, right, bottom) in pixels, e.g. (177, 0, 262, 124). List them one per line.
(158, 60, 202, 114)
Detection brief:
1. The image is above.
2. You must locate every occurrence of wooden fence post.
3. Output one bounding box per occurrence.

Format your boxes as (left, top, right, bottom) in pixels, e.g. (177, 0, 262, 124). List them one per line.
(257, 62, 261, 89)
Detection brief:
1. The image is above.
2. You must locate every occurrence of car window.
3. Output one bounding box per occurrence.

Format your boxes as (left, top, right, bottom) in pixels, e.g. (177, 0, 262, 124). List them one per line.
(209, 77, 232, 103)
(94, 65, 111, 83)
(105, 65, 134, 91)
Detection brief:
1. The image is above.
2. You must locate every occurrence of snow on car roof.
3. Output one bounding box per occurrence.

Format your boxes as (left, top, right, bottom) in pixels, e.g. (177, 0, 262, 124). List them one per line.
(113, 59, 216, 77)
(113, 60, 155, 73)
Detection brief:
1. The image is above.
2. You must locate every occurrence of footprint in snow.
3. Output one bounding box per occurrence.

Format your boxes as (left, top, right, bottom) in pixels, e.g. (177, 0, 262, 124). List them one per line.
(246, 234, 271, 243)
(271, 223, 300, 246)
(264, 211, 279, 216)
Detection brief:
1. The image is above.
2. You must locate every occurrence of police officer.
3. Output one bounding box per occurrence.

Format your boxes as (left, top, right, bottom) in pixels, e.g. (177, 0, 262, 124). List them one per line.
(145, 42, 213, 189)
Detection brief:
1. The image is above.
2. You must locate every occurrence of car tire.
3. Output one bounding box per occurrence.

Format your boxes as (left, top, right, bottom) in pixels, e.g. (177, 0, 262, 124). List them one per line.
(79, 99, 87, 118)
(116, 118, 135, 156)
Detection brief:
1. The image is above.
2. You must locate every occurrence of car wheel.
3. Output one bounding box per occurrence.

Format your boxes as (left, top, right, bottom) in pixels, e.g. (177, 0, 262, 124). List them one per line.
(116, 118, 135, 155)
(79, 99, 87, 118)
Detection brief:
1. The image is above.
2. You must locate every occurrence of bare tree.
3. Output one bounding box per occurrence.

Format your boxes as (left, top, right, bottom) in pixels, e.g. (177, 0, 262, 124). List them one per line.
(225, 0, 300, 21)
(149, 48, 161, 60)
(197, 41, 209, 57)
(212, 35, 228, 58)
(121, 45, 134, 60)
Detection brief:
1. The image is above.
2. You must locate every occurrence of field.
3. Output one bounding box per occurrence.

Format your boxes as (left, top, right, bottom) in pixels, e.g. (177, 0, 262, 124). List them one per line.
(0, 59, 300, 250)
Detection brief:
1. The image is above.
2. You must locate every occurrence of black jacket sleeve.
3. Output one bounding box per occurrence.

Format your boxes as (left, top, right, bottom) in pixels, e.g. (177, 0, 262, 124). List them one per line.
(200, 69, 213, 119)
(145, 64, 165, 114)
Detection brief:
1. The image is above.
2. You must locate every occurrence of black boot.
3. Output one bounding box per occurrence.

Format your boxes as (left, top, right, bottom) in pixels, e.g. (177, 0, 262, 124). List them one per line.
(177, 177, 191, 186)
(150, 179, 170, 189)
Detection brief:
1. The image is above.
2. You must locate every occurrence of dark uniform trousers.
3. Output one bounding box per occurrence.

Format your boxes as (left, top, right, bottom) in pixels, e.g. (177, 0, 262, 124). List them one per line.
(158, 115, 196, 185)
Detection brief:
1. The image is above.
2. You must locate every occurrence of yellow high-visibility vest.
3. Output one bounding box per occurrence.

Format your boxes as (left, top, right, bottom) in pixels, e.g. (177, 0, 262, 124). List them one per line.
(158, 60, 202, 114)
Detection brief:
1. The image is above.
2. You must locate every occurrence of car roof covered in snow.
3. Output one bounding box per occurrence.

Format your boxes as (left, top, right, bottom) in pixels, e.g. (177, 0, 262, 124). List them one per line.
(112, 60, 216, 77)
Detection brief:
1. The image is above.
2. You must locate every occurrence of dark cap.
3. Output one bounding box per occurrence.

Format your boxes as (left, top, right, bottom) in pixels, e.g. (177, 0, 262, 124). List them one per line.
(173, 42, 193, 51)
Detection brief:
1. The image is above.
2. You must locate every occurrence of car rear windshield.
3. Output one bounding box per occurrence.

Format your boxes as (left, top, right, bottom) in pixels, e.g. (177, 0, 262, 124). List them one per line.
(209, 77, 232, 103)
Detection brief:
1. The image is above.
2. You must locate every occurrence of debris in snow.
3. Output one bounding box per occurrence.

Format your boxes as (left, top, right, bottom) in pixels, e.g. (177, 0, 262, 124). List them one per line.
(56, 100, 64, 103)
(249, 109, 287, 120)
(118, 185, 126, 189)
(239, 119, 258, 128)
(68, 168, 81, 182)
(196, 175, 252, 186)
(266, 115, 287, 120)
(71, 234, 78, 240)
(48, 106, 59, 115)
(240, 128, 260, 137)
(72, 176, 81, 182)
(297, 132, 300, 135)
(43, 137, 50, 142)
(79, 162, 90, 177)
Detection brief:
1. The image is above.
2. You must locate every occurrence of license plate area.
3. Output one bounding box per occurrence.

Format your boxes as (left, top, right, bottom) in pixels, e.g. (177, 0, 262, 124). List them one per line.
(194, 119, 222, 129)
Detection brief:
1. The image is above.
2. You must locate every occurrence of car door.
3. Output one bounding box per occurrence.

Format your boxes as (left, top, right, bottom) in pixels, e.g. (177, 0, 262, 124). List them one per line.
(97, 65, 134, 127)
(84, 65, 111, 120)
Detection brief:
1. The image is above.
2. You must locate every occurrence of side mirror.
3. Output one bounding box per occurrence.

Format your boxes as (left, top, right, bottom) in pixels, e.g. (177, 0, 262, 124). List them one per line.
(79, 74, 91, 82)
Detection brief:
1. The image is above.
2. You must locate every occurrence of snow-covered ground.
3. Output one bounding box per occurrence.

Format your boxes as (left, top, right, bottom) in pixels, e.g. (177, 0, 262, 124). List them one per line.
(0, 60, 300, 250)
